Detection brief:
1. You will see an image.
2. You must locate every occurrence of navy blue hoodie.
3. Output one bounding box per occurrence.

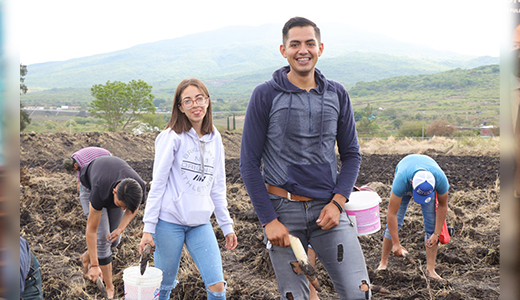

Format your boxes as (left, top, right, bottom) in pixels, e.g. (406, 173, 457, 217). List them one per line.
(240, 66, 361, 226)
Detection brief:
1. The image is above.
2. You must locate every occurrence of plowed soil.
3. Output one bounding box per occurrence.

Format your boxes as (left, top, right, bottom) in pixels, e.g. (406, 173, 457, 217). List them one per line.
(20, 132, 500, 300)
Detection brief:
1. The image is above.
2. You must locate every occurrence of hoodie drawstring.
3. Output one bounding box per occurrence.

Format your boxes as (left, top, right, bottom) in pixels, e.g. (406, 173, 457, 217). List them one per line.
(198, 138, 205, 177)
(279, 93, 294, 155)
(319, 93, 325, 151)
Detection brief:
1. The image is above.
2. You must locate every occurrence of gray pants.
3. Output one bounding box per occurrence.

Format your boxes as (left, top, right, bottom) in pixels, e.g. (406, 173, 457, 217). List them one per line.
(266, 197, 371, 300)
(80, 184, 123, 261)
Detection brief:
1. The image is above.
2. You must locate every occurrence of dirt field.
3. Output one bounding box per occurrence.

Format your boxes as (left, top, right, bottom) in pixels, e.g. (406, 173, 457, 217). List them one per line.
(20, 132, 500, 299)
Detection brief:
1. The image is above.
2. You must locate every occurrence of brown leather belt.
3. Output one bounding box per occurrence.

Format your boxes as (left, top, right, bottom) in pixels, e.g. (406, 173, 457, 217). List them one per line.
(266, 184, 313, 201)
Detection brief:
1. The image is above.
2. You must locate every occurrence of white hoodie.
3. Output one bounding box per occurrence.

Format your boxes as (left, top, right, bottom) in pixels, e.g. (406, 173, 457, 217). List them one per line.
(143, 127, 234, 236)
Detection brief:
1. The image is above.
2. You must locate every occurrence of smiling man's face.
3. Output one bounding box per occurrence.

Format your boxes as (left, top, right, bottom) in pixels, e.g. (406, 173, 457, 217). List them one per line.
(280, 26, 323, 78)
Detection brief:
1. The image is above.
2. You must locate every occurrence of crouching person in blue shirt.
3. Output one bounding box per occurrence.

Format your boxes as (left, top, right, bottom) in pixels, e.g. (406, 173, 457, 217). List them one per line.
(377, 154, 450, 281)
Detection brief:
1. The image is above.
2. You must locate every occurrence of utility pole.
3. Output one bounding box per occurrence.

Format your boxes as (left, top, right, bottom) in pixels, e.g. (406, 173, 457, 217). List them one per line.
(421, 111, 425, 139)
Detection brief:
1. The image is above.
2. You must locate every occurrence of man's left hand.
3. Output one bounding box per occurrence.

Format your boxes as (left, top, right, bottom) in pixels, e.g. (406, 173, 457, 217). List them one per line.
(316, 202, 341, 230)
(106, 228, 122, 244)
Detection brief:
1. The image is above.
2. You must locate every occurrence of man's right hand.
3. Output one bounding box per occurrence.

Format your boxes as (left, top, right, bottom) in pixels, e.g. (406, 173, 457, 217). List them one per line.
(265, 218, 290, 247)
(391, 243, 409, 257)
(87, 265, 102, 283)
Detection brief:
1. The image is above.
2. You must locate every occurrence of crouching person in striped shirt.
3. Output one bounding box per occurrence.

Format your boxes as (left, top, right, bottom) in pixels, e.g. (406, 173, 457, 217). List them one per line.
(63, 146, 112, 215)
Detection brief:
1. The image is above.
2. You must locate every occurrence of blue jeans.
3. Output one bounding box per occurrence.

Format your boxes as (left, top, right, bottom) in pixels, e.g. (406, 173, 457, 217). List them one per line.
(267, 197, 371, 300)
(383, 194, 437, 242)
(21, 253, 43, 300)
(152, 220, 226, 300)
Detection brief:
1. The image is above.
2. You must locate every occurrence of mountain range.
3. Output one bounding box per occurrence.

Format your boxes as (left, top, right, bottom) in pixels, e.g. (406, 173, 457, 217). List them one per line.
(23, 23, 498, 106)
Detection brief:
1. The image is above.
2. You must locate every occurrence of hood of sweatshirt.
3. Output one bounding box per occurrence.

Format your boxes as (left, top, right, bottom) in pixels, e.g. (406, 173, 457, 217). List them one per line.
(266, 65, 330, 151)
(185, 126, 217, 142)
(266, 65, 329, 94)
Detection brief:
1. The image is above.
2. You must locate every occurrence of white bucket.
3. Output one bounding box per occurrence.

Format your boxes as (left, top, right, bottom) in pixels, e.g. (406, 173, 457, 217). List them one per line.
(123, 266, 162, 300)
(345, 191, 382, 236)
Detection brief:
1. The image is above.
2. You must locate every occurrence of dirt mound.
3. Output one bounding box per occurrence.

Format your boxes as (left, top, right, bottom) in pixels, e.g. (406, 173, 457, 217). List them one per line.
(20, 132, 500, 299)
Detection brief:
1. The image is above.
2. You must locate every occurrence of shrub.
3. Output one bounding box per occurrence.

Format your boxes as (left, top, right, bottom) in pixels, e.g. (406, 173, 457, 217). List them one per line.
(44, 120, 58, 130)
(426, 120, 454, 137)
(452, 129, 479, 137)
(397, 121, 423, 137)
(74, 116, 96, 125)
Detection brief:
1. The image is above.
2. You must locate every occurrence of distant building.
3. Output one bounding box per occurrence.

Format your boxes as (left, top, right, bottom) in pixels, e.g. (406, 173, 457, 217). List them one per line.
(480, 125, 495, 137)
(453, 125, 496, 137)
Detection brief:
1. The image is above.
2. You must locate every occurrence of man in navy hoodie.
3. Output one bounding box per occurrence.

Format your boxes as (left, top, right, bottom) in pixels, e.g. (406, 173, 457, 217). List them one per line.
(240, 17, 371, 300)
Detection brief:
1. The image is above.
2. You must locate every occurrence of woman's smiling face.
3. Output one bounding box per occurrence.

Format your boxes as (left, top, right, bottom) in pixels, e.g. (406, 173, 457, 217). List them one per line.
(179, 85, 208, 126)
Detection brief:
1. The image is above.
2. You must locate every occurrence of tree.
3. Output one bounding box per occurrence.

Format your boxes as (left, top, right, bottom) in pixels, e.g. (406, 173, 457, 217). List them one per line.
(20, 64, 28, 94)
(356, 103, 379, 136)
(20, 64, 31, 131)
(121, 80, 156, 130)
(379, 107, 399, 120)
(90, 81, 127, 131)
(153, 98, 166, 108)
(391, 119, 403, 130)
(90, 80, 156, 131)
(426, 120, 454, 137)
(353, 109, 364, 122)
(20, 102, 31, 131)
(397, 121, 423, 137)
(139, 113, 167, 130)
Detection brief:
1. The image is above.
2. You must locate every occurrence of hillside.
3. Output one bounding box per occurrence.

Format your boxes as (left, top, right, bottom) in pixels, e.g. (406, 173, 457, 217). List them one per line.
(22, 53, 498, 106)
(21, 64, 499, 136)
(21, 23, 498, 109)
(350, 65, 500, 128)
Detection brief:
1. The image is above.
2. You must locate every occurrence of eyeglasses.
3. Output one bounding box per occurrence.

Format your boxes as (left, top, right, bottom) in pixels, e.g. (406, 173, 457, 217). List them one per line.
(181, 96, 208, 109)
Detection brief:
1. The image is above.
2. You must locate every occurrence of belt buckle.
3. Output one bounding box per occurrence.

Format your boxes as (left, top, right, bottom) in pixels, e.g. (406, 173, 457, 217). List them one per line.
(287, 191, 294, 201)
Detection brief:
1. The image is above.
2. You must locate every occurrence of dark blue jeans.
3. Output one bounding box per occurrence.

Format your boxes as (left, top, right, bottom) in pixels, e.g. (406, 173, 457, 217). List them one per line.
(21, 253, 43, 300)
(383, 194, 437, 242)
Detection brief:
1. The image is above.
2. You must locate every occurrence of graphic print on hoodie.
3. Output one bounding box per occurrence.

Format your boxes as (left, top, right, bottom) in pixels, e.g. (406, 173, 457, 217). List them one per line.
(180, 138, 215, 193)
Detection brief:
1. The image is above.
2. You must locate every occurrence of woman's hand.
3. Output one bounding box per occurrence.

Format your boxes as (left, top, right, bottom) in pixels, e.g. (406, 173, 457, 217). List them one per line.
(139, 232, 155, 255)
(225, 232, 238, 250)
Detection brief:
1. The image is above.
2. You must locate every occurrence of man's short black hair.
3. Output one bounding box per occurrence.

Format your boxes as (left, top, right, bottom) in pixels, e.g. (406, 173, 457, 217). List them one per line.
(116, 178, 142, 213)
(282, 17, 321, 46)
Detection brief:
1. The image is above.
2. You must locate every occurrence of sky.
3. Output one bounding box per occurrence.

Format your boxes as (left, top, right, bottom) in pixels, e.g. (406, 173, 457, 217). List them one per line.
(17, 0, 504, 65)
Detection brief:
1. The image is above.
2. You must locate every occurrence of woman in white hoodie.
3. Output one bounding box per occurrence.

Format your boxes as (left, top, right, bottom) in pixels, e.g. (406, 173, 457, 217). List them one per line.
(139, 78, 237, 300)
